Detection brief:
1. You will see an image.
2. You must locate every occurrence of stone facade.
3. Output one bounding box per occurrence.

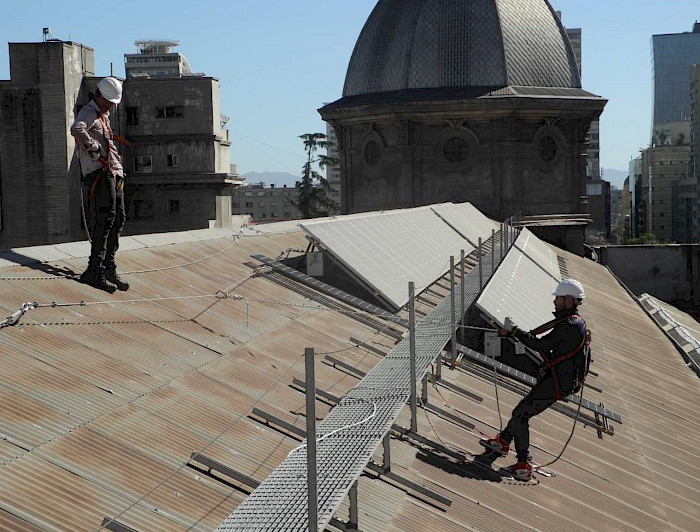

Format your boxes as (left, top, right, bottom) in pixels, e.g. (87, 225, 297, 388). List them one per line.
(323, 98, 602, 220)
(320, 0, 606, 221)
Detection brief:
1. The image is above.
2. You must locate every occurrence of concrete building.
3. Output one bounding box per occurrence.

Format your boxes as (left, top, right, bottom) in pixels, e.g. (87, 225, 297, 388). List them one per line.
(629, 156, 644, 239)
(117, 71, 241, 234)
(585, 177, 611, 241)
(651, 23, 700, 137)
(610, 186, 622, 228)
(691, 63, 700, 240)
(325, 122, 341, 204)
(0, 40, 94, 249)
(320, 0, 606, 224)
(124, 39, 195, 79)
(641, 139, 691, 242)
(0, 38, 240, 249)
(231, 183, 301, 222)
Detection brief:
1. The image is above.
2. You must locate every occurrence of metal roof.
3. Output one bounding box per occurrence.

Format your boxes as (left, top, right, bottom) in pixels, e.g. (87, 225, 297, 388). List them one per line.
(343, 0, 580, 98)
(0, 219, 699, 531)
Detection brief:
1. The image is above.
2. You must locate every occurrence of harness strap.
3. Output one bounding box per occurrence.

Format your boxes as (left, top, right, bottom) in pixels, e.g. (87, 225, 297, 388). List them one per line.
(533, 314, 587, 400)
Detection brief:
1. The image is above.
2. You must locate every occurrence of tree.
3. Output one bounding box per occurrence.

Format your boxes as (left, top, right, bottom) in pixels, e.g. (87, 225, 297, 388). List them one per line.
(628, 233, 659, 245)
(296, 133, 338, 218)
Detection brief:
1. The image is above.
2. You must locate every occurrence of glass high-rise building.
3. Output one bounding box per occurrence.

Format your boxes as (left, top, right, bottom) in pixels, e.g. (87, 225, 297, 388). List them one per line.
(651, 23, 700, 137)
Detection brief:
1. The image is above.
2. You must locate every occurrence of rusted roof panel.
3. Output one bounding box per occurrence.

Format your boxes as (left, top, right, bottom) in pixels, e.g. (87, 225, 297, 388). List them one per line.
(1, 224, 700, 531)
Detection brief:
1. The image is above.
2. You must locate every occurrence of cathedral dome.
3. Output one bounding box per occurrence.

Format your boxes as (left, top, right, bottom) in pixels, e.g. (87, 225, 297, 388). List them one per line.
(343, 0, 581, 98)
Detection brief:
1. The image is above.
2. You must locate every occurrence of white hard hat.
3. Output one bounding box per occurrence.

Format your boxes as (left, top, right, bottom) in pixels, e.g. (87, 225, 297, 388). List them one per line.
(552, 279, 585, 301)
(97, 77, 122, 104)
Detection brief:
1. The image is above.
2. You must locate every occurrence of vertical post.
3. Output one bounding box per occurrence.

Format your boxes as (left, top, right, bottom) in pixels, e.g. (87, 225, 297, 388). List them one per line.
(421, 374, 428, 404)
(478, 237, 483, 289)
(349, 481, 359, 530)
(409, 282, 418, 433)
(460, 249, 466, 343)
(491, 229, 495, 274)
(500, 223, 504, 259)
(450, 256, 457, 366)
(382, 433, 391, 472)
(305, 348, 318, 532)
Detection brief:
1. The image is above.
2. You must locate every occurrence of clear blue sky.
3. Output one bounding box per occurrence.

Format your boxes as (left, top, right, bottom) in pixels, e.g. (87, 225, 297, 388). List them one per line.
(1, 0, 699, 182)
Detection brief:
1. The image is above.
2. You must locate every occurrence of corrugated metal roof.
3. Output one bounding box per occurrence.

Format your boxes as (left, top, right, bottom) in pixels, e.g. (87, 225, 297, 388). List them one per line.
(0, 223, 699, 531)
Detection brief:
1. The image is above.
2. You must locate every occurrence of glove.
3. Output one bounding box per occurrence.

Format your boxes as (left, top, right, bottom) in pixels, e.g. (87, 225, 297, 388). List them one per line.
(503, 317, 518, 333)
(499, 316, 518, 337)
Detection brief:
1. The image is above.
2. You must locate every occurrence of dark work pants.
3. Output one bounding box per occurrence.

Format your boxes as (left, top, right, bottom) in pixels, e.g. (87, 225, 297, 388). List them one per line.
(500, 378, 558, 462)
(87, 169, 125, 270)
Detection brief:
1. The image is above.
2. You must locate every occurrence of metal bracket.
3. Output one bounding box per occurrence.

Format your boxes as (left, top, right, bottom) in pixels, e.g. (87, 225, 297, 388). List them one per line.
(101, 518, 141, 532)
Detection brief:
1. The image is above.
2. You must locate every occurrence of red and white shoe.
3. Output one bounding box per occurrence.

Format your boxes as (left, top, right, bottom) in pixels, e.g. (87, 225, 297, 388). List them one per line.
(503, 461, 533, 481)
(479, 434, 510, 456)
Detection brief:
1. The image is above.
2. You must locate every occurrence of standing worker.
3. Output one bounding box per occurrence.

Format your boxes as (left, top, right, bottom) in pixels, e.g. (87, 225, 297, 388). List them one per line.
(70, 76, 129, 293)
(480, 279, 590, 480)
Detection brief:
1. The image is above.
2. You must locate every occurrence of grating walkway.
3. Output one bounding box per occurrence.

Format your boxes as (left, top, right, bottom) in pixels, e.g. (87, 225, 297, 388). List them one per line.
(216, 241, 504, 531)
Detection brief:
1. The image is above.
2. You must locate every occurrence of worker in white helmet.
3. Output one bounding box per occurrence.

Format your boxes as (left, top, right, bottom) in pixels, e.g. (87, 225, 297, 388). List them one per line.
(480, 279, 590, 481)
(70, 76, 129, 293)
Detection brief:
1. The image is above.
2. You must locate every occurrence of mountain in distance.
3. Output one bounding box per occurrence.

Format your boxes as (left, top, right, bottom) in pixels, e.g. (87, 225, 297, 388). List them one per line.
(601, 168, 628, 189)
(242, 171, 299, 188)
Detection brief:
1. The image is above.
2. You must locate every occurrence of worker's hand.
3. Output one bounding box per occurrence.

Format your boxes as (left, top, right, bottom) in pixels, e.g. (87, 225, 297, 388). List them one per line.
(499, 316, 518, 337)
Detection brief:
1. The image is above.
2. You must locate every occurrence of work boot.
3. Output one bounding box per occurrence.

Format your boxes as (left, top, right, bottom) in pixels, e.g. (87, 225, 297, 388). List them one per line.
(105, 266, 129, 291)
(479, 434, 510, 456)
(79, 266, 117, 294)
(502, 461, 533, 481)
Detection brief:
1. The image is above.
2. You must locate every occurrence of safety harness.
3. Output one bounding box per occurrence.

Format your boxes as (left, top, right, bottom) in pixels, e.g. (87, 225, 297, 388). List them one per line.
(89, 114, 130, 199)
(530, 314, 590, 400)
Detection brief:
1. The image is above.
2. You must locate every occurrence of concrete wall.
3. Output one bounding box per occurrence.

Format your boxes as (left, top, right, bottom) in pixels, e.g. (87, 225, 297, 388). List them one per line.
(598, 244, 700, 306)
(122, 183, 229, 235)
(0, 41, 93, 249)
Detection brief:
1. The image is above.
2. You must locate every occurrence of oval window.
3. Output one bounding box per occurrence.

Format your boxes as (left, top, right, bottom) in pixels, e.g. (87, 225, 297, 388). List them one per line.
(443, 137, 468, 163)
(365, 141, 380, 167)
(538, 135, 558, 162)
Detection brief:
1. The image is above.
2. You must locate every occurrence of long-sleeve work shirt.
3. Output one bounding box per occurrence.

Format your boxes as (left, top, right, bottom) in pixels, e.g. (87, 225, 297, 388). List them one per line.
(70, 100, 124, 178)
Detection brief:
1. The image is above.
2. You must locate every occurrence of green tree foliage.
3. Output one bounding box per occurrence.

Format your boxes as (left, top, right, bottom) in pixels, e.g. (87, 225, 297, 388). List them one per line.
(296, 133, 338, 219)
(628, 233, 659, 245)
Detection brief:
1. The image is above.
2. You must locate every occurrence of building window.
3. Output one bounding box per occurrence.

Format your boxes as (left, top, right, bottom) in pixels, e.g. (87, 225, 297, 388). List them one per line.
(245, 201, 253, 208)
(133, 199, 153, 219)
(167, 200, 180, 213)
(257, 191, 265, 197)
(538, 135, 558, 162)
(443, 137, 469, 163)
(126, 107, 139, 125)
(167, 154, 178, 167)
(245, 192, 253, 197)
(364, 141, 381, 167)
(232, 202, 240, 208)
(259, 213, 267, 219)
(284, 211, 291, 218)
(283, 201, 291, 207)
(134, 155, 152, 173)
(270, 212, 278, 218)
(156, 106, 184, 118)
(270, 201, 278, 208)
(258, 202, 266, 207)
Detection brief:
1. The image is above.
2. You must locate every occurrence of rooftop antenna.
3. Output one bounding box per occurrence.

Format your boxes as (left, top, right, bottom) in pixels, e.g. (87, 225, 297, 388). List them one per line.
(42, 28, 51, 42)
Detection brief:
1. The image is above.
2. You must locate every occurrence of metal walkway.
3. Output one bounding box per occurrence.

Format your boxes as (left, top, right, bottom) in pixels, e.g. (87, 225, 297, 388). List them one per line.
(216, 241, 503, 531)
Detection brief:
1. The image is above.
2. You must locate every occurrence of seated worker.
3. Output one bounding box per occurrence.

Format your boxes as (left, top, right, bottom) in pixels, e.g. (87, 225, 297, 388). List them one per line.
(480, 279, 589, 480)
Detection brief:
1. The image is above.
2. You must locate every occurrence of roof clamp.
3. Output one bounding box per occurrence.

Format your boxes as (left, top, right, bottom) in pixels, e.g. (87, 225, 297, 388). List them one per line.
(0, 301, 38, 330)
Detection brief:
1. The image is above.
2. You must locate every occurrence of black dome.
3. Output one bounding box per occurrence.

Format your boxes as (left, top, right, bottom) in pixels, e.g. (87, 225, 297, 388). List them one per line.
(343, 0, 581, 98)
